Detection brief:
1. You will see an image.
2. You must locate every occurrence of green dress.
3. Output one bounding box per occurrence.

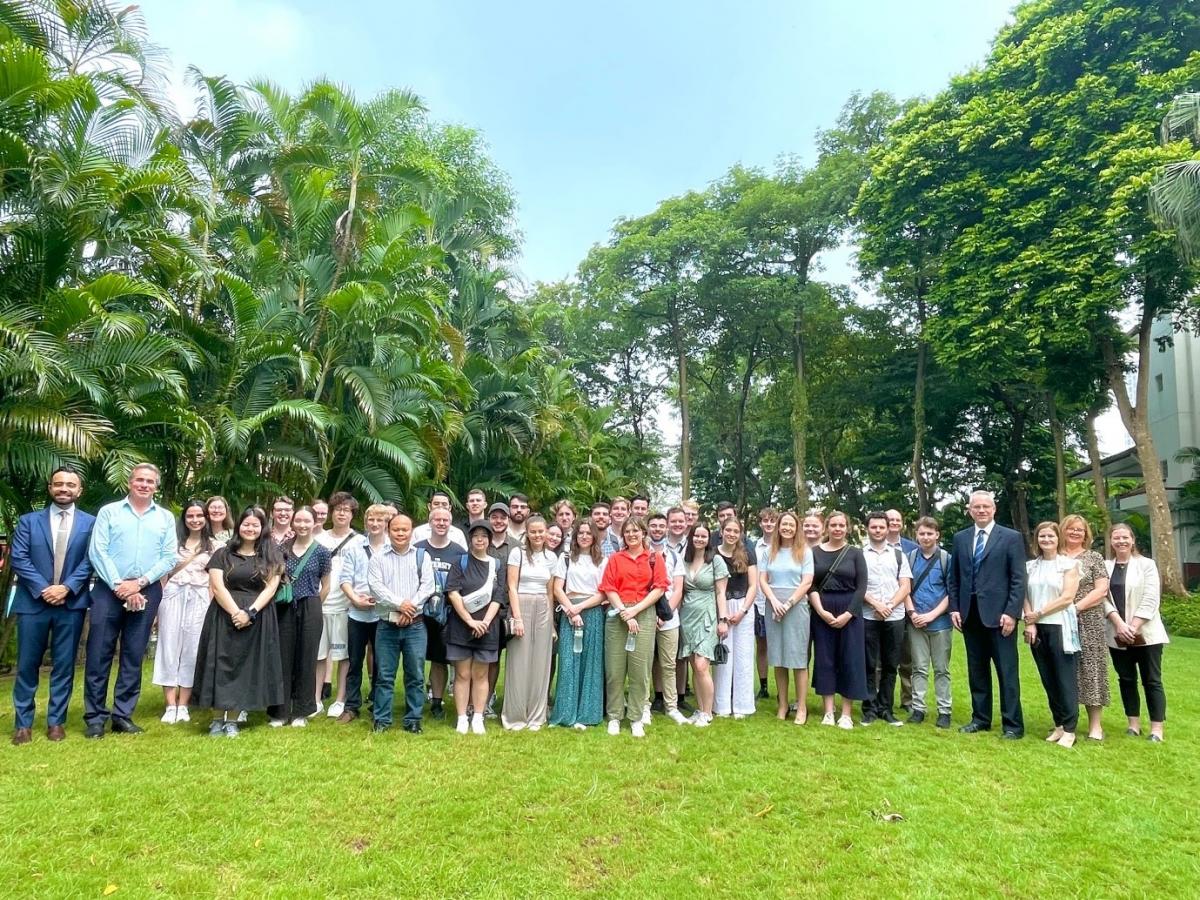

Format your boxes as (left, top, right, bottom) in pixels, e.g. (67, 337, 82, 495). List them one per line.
(679, 555, 729, 661)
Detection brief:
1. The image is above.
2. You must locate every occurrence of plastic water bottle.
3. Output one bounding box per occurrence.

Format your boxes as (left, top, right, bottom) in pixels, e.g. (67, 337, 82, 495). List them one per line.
(573, 624, 583, 654)
(625, 631, 636, 652)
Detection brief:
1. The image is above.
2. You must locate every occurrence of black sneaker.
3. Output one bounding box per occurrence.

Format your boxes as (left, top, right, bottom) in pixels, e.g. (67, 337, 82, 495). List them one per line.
(650, 695, 666, 714)
(907, 710, 925, 725)
(372, 723, 390, 734)
(756, 685, 769, 700)
(861, 712, 877, 726)
(936, 713, 952, 729)
(430, 699, 445, 720)
(880, 712, 903, 727)
(403, 721, 423, 734)
(678, 697, 694, 715)
(899, 704, 912, 715)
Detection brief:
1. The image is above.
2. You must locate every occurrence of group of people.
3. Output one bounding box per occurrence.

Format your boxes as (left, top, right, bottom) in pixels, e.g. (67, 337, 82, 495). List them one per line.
(8, 467, 1170, 745)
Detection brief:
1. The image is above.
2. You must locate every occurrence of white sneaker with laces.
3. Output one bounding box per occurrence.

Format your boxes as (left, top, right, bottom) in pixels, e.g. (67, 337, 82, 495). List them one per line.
(290, 717, 307, 728)
(176, 706, 190, 723)
(308, 701, 323, 719)
(667, 709, 689, 725)
(692, 714, 710, 728)
(470, 714, 486, 735)
(607, 719, 620, 736)
(640, 705, 652, 726)
(160, 706, 177, 725)
(269, 718, 286, 728)
(837, 715, 853, 730)
(327, 701, 345, 718)
(455, 716, 469, 734)
(822, 712, 836, 726)
(631, 720, 645, 738)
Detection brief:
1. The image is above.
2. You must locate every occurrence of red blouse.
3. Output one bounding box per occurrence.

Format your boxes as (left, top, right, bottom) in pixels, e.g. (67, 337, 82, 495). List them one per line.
(598, 548, 670, 605)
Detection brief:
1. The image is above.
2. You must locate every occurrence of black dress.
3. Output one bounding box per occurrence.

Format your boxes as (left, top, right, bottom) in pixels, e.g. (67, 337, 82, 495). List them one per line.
(444, 555, 507, 657)
(809, 545, 869, 700)
(193, 548, 285, 711)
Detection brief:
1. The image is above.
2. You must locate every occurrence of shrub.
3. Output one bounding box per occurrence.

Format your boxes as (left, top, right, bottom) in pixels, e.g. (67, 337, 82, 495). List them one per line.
(1160, 593, 1200, 639)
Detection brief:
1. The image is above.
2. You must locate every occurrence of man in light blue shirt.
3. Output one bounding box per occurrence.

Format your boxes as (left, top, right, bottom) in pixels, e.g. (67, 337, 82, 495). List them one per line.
(84, 463, 177, 738)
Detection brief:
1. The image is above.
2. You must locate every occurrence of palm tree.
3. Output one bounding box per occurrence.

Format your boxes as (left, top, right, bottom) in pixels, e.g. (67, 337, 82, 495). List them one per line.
(1149, 92, 1200, 260)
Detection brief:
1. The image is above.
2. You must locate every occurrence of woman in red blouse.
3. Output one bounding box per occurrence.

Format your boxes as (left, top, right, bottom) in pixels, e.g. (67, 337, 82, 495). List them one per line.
(598, 517, 670, 738)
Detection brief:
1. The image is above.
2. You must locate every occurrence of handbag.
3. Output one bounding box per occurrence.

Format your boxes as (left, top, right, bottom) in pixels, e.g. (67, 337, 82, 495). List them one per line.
(713, 639, 729, 665)
(649, 552, 673, 620)
(275, 541, 318, 604)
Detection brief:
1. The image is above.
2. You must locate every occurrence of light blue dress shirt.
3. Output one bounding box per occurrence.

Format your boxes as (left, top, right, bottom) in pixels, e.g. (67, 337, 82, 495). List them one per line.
(88, 497, 177, 589)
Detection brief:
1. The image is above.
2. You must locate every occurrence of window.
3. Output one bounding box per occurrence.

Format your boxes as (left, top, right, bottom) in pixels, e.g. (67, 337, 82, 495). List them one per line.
(1155, 373, 1164, 392)
(1162, 460, 1169, 482)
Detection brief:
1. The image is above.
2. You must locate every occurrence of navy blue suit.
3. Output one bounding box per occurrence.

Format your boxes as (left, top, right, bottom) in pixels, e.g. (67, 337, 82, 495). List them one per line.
(8, 506, 96, 729)
(947, 522, 1026, 733)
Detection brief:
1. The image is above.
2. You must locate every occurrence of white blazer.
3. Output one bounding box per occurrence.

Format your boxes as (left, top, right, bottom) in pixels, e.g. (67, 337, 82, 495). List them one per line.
(1103, 557, 1170, 648)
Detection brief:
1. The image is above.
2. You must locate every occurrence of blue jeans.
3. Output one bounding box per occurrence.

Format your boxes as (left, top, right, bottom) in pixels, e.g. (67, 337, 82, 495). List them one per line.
(373, 619, 426, 727)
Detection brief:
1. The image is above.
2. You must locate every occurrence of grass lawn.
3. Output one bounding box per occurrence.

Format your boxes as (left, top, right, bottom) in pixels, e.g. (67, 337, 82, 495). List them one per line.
(2, 638, 1198, 898)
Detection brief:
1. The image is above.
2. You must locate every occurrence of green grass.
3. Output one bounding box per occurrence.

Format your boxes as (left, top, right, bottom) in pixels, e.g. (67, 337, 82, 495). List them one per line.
(2, 641, 1199, 898)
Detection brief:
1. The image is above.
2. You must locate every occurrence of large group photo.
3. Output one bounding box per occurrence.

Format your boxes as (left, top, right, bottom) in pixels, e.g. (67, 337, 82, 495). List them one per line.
(2, 0, 1199, 896)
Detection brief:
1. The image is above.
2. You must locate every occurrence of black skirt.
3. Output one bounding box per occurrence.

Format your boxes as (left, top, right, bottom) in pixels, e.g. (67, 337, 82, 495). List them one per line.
(193, 600, 285, 711)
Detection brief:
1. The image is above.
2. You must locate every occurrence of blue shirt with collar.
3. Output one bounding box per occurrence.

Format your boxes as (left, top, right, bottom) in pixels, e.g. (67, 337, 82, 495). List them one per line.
(88, 497, 177, 589)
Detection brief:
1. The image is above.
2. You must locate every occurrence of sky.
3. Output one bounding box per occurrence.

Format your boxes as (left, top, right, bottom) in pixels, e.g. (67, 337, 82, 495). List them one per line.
(136, 0, 1132, 454)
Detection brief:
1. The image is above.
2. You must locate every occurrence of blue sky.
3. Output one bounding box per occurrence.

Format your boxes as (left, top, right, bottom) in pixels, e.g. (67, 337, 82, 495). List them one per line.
(140, 0, 1018, 287)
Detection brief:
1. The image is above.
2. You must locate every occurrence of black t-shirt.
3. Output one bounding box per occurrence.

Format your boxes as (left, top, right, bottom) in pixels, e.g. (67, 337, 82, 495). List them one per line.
(416, 538, 466, 598)
(444, 554, 506, 650)
(1110, 562, 1127, 618)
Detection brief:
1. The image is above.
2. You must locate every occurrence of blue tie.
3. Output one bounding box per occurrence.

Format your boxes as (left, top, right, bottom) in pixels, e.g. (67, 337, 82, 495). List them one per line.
(972, 529, 986, 574)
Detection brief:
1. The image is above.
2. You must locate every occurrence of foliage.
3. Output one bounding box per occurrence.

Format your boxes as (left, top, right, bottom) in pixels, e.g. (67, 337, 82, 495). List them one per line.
(1160, 593, 1200, 638)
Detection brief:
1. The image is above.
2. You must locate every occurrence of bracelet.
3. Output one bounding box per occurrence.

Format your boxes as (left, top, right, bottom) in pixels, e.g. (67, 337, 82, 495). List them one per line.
(719, 616, 729, 624)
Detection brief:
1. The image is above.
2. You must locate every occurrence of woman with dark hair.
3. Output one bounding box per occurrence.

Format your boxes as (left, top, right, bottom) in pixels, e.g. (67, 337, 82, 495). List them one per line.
(549, 520, 608, 729)
(546, 523, 565, 555)
(502, 515, 556, 731)
(268, 506, 332, 727)
(446, 520, 507, 735)
(678, 522, 730, 727)
(713, 517, 758, 719)
(155, 501, 222, 724)
(193, 507, 285, 736)
(205, 496, 235, 543)
(1104, 522, 1169, 742)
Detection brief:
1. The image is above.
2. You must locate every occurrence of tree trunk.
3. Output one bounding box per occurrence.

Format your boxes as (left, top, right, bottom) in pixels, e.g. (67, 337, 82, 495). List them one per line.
(911, 337, 930, 516)
(791, 311, 808, 513)
(669, 297, 691, 499)
(1084, 407, 1111, 552)
(999, 391, 1031, 540)
(1047, 391, 1068, 522)
(1100, 316, 1186, 595)
(734, 329, 761, 511)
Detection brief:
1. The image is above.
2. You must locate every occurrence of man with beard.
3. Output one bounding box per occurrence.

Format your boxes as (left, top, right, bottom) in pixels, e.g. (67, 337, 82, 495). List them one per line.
(507, 493, 530, 544)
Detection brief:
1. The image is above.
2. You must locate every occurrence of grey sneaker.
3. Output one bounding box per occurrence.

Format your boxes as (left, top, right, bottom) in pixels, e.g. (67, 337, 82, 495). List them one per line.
(224, 721, 240, 738)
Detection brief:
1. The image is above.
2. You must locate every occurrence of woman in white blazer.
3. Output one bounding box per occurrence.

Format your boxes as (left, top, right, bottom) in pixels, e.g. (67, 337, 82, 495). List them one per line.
(1103, 523, 1169, 742)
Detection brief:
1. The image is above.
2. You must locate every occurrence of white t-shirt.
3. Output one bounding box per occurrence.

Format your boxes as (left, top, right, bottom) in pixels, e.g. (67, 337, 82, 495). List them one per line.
(656, 550, 685, 632)
(862, 543, 913, 622)
(553, 553, 606, 597)
(1025, 556, 1079, 626)
(508, 546, 555, 595)
(411, 521, 467, 549)
(316, 530, 366, 613)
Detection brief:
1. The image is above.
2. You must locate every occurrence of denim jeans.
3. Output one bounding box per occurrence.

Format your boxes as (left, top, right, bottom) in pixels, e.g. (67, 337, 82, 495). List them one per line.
(373, 619, 427, 727)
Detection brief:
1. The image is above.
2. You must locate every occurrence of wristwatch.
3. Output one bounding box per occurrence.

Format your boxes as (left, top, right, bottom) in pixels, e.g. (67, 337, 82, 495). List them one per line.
(719, 616, 730, 623)
(245, 607, 258, 623)
(136, 575, 149, 589)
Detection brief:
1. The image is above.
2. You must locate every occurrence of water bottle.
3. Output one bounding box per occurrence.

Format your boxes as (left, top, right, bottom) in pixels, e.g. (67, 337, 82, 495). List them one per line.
(573, 624, 583, 654)
(625, 630, 636, 652)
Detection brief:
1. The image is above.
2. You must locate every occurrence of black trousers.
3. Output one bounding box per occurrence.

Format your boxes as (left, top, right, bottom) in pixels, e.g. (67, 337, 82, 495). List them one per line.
(268, 595, 321, 720)
(1110, 644, 1166, 722)
(345, 617, 378, 715)
(84, 581, 162, 727)
(962, 600, 1024, 733)
(1029, 623, 1078, 731)
(864, 618, 904, 716)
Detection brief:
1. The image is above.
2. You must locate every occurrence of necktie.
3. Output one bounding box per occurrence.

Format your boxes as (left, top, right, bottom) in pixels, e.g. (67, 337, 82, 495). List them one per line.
(52, 509, 70, 584)
(972, 528, 986, 575)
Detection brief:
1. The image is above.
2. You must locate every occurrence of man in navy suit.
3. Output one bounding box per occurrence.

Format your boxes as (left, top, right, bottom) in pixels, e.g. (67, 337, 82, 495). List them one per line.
(8, 468, 96, 745)
(946, 490, 1026, 738)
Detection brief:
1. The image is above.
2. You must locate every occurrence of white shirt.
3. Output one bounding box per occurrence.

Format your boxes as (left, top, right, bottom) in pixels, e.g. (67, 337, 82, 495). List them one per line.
(508, 546, 555, 595)
(972, 523, 994, 553)
(862, 543, 913, 622)
(553, 553, 606, 597)
(411, 522, 467, 549)
(316, 530, 366, 613)
(1025, 556, 1078, 626)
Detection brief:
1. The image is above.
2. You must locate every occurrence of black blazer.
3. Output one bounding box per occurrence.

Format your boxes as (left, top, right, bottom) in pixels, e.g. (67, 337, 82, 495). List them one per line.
(946, 523, 1026, 627)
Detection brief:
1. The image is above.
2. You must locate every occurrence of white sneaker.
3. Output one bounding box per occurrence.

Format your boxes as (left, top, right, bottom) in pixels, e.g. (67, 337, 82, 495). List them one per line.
(290, 717, 307, 728)
(733, 713, 745, 720)
(236, 710, 248, 723)
(160, 706, 177, 724)
(821, 712, 836, 726)
(176, 706, 190, 723)
(308, 701, 323, 719)
(573, 723, 587, 731)
(327, 701, 345, 718)
(692, 714, 710, 728)
(837, 715, 853, 730)
(667, 709, 689, 725)
(455, 716, 469, 734)
(470, 714, 486, 735)
(528, 723, 541, 732)
(607, 719, 620, 736)
(640, 705, 652, 726)
(269, 718, 286, 728)
(631, 720, 645, 738)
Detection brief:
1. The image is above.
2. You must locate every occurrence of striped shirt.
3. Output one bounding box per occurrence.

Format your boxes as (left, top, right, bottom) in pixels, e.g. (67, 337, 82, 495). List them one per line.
(367, 543, 435, 616)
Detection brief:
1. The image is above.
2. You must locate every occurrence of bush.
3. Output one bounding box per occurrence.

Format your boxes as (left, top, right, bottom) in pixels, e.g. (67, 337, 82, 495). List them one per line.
(1161, 593, 1200, 639)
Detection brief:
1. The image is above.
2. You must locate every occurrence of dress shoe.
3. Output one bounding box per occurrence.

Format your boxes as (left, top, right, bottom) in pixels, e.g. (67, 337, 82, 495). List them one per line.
(880, 712, 903, 727)
(403, 721, 423, 734)
(650, 695, 666, 714)
(111, 719, 144, 735)
(935, 714, 952, 729)
(959, 721, 991, 734)
(861, 712, 877, 726)
(12, 728, 32, 746)
(84, 722, 105, 740)
(1001, 730, 1024, 740)
(906, 711, 925, 725)
(336, 710, 358, 724)
(46, 725, 66, 742)
(372, 723, 391, 734)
